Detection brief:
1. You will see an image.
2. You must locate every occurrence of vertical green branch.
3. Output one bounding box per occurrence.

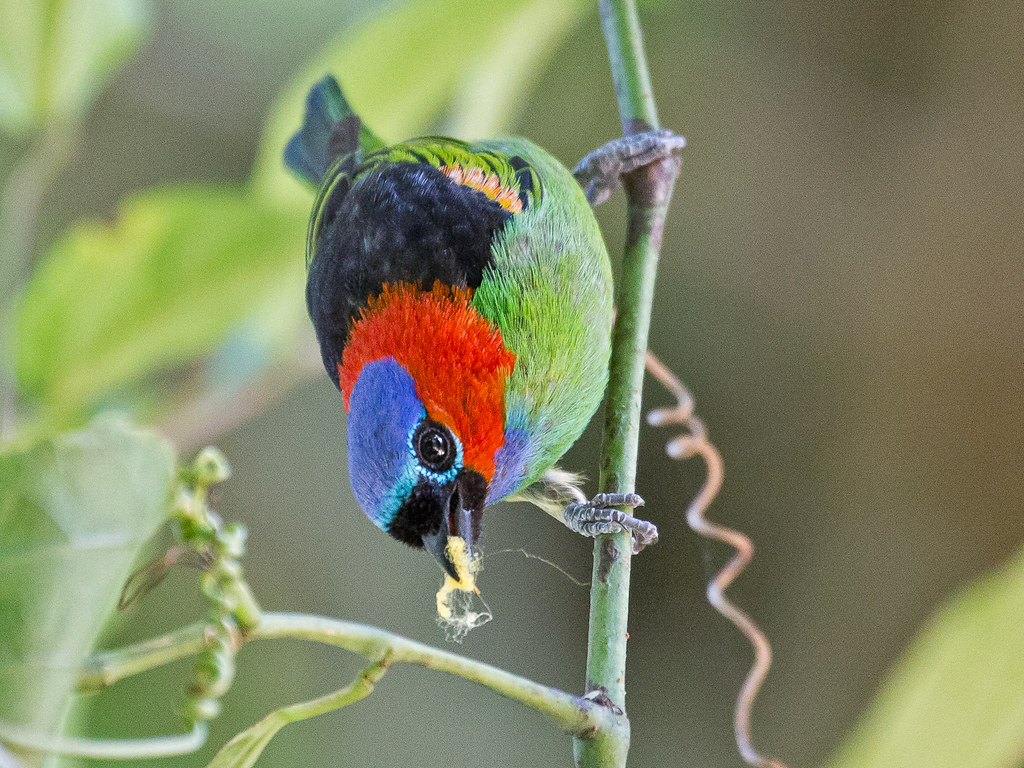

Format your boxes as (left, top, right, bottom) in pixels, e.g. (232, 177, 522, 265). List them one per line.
(599, 0, 659, 134)
(576, 1, 680, 767)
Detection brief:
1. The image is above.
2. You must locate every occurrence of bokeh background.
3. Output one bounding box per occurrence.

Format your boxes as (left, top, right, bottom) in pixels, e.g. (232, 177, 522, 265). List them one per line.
(2, 0, 1023, 766)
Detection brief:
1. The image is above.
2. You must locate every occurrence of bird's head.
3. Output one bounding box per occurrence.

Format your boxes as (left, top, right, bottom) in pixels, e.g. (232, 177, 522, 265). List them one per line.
(338, 283, 516, 578)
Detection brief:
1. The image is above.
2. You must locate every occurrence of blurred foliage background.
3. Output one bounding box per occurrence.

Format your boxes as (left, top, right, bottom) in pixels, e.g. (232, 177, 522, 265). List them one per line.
(1, 0, 1022, 767)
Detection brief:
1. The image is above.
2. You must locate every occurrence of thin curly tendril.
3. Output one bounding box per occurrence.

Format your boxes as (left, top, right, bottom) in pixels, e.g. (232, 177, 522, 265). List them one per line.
(645, 351, 787, 768)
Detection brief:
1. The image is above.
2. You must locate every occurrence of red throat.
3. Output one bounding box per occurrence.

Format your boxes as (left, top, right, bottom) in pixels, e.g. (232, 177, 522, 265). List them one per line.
(338, 282, 515, 480)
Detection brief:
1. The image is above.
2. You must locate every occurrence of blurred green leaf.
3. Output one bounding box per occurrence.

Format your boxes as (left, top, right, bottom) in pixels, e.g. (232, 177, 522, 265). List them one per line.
(0, 0, 149, 134)
(0, 415, 175, 736)
(206, 662, 384, 768)
(12, 0, 590, 433)
(444, 0, 588, 139)
(13, 187, 305, 427)
(824, 546, 1024, 768)
(252, 0, 589, 209)
(203, 710, 288, 768)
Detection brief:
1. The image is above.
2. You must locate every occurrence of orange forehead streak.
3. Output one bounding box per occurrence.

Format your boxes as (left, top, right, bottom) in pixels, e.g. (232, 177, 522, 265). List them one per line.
(338, 282, 516, 480)
(440, 164, 523, 214)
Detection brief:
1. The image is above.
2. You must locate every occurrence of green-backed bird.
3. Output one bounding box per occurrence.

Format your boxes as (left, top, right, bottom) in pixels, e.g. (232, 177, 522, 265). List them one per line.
(285, 75, 683, 577)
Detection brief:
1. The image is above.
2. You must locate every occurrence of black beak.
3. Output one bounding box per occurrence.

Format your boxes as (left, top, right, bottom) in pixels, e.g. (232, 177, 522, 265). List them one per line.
(422, 470, 487, 581)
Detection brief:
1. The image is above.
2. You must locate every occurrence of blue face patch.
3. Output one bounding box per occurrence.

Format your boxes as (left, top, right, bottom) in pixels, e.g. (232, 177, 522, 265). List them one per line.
(347, 358, 426, 530)
(346, 358, 467, 531)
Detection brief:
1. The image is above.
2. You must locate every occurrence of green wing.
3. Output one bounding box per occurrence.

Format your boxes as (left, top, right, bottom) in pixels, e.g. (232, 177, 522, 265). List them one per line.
(472, 137, 614, 496)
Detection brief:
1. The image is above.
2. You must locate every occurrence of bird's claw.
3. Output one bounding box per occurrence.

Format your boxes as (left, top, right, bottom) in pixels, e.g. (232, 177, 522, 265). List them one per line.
(563, 493, 659, 554)
(572, 129, 686, 206)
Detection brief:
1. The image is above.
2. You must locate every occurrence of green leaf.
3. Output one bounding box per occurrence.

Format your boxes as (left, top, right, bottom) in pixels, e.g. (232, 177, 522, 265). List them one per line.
(0, 415, 175, 736)
(13, 187, 305, 427)
(444, 0, 588, 139)
(251, 0, 589, 209)
(12, 0, 589, 431)
(824, 546, 1024, 768)
(0, 0, 149, 134)
(206, 662, 386, 768)
(203, 710, 289, 768)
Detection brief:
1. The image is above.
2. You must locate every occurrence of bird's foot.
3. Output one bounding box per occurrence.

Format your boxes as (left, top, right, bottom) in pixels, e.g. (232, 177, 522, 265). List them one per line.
(572, 129, 686, 206)
(563, 493, 659, 554)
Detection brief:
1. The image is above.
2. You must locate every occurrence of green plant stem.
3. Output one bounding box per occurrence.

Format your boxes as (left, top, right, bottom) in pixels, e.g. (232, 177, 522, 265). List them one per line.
(0, 722, 207, 759)
(576, 2, 680, 767)
(600, 0, 659, 135)
(77, 611, 619, 740)
(273, 658, 390, 722)
(78, 623, 209, 693)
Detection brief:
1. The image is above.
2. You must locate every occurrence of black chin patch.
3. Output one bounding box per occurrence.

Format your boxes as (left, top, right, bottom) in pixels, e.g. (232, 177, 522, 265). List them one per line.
(387, 480, 443, 548)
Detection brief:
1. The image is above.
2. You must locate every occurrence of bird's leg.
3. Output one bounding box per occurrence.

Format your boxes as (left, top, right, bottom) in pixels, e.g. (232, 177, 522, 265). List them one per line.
(572, 129, 686, 206)
(563, 493, 659, 554)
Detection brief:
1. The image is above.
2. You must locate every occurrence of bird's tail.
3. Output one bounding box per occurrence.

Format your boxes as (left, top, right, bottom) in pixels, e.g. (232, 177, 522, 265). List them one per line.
(284, 75, 384, 187)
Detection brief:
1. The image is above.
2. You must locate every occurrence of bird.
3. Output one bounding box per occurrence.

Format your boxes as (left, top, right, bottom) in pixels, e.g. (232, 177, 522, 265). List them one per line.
(285, 75, 682, 579)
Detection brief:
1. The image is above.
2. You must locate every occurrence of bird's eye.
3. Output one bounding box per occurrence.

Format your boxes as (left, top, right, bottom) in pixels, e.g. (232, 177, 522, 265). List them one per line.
(414, 420, 455, 473)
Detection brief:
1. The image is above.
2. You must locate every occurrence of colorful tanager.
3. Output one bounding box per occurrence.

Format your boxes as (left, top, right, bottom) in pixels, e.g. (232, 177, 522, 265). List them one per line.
(285, 76, 683, 578)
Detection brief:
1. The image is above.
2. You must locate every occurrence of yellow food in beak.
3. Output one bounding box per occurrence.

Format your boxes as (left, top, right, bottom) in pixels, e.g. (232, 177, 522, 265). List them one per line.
(435, 536, 491, 642)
